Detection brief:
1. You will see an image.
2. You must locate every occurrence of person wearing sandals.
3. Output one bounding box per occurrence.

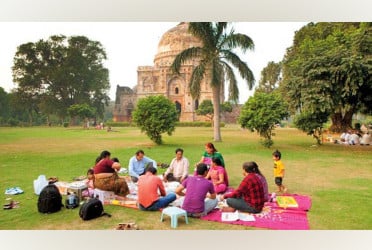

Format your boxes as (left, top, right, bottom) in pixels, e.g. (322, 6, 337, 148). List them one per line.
(175, 163, 218, 218)
(93, 150, 129, 198)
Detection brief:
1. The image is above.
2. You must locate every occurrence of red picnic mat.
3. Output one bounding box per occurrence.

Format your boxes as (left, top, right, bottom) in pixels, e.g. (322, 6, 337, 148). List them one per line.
(200, 194, 312, 230)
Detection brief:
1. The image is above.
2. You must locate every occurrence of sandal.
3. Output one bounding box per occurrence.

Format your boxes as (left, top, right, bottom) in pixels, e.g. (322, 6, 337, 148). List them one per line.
(48, 177, 59, 184)
(3, 200, 20, 209)
(115, 222, 139, 230)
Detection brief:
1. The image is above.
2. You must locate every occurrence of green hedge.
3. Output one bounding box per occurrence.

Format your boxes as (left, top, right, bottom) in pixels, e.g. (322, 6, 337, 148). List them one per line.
(105, 121, 136, 127)
(105, 121, 225, 128)
(176, 121, 225, 127)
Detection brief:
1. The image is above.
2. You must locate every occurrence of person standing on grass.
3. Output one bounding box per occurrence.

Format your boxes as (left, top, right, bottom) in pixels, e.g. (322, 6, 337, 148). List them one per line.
(272, 149, 287, 193)
(137, 165, 176, 211)
(175, 163, 218, 218)
(220, 161, 265, 214)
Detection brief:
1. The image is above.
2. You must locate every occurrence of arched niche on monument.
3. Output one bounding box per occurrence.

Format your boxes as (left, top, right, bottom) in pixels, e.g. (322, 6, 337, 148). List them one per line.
(168, 76, 185, 96)
(175, 101, 181, 117)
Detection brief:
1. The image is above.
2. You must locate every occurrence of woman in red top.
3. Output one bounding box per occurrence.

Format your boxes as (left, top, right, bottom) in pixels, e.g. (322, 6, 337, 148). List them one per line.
(221, 161, 265, 213)
(93, 150, 129, 198)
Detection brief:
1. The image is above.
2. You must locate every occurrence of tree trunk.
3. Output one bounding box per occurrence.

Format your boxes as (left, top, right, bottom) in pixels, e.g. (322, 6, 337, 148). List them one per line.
(329, 110, 354, 133)
(212, 85, 222, 142)
(28, 110, 33, 126)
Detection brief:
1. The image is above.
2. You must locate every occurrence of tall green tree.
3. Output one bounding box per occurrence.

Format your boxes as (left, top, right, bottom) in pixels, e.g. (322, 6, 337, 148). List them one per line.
(10, 87, 40, 125)
(281, 22, 372, 132)
(196, 99, 233, 123)
(294, 110, 329, 145)
(0, 87, 10, 124)
(67, 104, 96, 127)
(256, 61, 281, 93)
(239, 92, 288, 148)
(171, 22, 255, 141)
(132, 95, 178, 145)
(12, 35, 110, 123)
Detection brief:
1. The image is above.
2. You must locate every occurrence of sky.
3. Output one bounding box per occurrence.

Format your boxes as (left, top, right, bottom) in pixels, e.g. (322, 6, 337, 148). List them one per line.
(0, 22, 307, 104)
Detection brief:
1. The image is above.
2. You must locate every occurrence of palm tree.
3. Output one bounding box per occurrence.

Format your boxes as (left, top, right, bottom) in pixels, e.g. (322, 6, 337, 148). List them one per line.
(171, 22, 255, 141)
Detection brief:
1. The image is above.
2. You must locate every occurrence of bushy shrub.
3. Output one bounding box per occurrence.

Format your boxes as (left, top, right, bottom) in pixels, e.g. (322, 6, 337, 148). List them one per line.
(8, 118, 19, 127)
(132, 95, 178, 144)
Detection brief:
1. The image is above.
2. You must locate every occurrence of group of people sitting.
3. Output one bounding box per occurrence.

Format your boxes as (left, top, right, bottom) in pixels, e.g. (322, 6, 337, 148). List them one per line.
(84, 142, 270, 218)
(334, 129, 371, 145)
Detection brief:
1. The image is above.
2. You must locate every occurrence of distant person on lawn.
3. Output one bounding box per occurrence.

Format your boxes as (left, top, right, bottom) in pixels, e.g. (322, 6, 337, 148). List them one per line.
(137, 166, 176, 211)
(221, 161, 265, 214)
(175, 163, 218, 218)
(93, 150, 129, 198)
(128, 149, 157, 183)
(360, 132, 371, 145)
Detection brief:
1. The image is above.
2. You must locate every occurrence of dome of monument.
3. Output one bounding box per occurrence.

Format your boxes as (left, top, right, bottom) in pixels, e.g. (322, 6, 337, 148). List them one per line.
(154, 22, 203, 67)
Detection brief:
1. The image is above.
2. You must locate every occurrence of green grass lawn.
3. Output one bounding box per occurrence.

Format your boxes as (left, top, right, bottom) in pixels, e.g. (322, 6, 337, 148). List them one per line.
(0, 125, 371, 229)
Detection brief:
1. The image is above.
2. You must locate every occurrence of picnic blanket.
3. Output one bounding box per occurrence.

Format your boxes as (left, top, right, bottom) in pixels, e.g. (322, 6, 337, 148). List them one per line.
(200, 194, 312, 230)
(104, 199, 138, 209)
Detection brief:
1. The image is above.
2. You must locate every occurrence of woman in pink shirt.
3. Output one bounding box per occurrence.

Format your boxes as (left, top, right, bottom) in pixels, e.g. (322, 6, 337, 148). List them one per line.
(205, 157, 229, 194)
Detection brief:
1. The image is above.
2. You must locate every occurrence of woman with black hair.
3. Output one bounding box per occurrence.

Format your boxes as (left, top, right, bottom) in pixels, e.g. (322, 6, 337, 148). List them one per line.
(93, 150, 129, 198)
(220, 161, 265, 213)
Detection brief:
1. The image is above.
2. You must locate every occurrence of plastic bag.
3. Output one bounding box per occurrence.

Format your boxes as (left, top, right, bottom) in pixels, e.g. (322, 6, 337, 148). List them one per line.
(33, 175, 49, 195)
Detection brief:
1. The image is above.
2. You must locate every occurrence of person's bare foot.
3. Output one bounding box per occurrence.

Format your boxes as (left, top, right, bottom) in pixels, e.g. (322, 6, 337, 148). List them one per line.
(221, 206, 236, 212)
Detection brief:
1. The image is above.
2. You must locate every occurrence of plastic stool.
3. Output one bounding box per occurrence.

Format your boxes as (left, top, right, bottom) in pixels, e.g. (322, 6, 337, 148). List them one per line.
(160, 207, 189, 228)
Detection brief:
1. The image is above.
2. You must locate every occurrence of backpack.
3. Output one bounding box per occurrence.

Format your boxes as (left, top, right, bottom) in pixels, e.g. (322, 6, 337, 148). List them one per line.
(79, 198, 111, 220)
(65, 192, 79, 209)
(37, 184, 63, 213)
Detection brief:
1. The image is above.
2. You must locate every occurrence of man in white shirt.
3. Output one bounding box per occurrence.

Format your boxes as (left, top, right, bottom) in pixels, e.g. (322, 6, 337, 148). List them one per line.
(164, 148, 189, 183)
(360, 132, 371, 145)
(349, 131, 361, 145)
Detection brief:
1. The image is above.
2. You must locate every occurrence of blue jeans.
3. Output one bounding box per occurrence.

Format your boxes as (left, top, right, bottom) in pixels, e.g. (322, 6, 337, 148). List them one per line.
(226, 198, 259, 213)
(139, 193, 177, 211)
